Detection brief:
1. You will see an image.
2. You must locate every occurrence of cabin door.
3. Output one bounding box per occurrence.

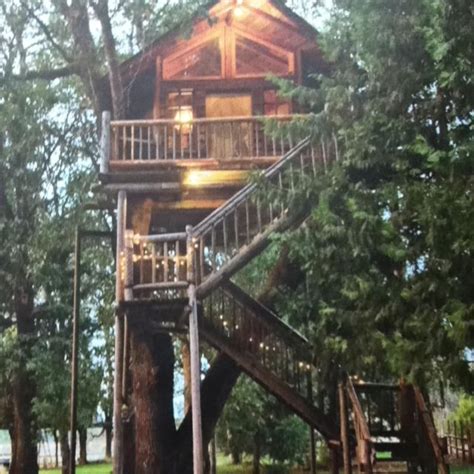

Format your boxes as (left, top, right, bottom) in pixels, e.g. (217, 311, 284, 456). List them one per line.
(205, 94, 252, 159)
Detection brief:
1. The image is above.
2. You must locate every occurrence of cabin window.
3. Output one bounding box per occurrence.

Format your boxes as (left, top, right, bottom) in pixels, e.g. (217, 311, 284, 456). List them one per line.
(163, 38, 222, 80)
(263, 90, 291, 116)
(235, 36, 290, 77)
(166, 90, 194, 122)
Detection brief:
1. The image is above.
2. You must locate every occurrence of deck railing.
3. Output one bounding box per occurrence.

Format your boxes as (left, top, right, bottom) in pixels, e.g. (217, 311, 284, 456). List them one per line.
(122, 230, 190, 301)
(101, 112, 310, 170)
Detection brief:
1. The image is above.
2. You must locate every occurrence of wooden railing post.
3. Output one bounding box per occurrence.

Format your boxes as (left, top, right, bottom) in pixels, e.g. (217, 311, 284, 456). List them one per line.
(187, 225, 204, 474)
(101, 111, 111, 174)
(413, 387, 449, 474)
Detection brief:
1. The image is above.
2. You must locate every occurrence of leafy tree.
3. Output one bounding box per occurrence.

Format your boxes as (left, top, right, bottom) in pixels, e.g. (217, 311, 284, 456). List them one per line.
(267, 0, 473, 401)
(451, 395, 474, 425)
(217, 377, 309, 473)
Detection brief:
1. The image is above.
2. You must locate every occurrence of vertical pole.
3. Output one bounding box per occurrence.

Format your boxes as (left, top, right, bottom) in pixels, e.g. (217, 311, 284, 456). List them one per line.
(339, 383, 352, 474)
(121, 315, 129, 402)
(113, 191, 127, 474)
(309, 428, 317, 474)
(69, 228, 81, 474)
(101, 111, 111, 174)
(187, 225, 204, 474)
(307, 372, 317, 474)
(210, 435, 217, 474)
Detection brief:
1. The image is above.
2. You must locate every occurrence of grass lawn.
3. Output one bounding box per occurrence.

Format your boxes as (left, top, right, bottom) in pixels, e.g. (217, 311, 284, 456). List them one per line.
(39, 459, 474, 474)
(40, 464, 112, 474)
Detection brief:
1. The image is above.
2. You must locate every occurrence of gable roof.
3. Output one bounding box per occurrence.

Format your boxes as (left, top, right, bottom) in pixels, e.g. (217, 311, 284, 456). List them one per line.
(117, 0, 320, 83)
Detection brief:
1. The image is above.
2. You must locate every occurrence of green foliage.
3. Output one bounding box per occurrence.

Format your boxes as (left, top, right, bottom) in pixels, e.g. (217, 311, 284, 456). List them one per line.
(217, 378, 309, 467)
(451, 395, 474, 425)
(266, 0, 474, 395)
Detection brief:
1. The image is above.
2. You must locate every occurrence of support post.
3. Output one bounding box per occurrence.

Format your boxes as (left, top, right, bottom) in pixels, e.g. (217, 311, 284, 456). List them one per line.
(309, 427, 317, 474)
(101, 111, 111, 174)
(187, 225, 204, 474)
(69, 227, 81, 474)
(339, 383, 352, 474)
(113, 190, 127, 474)
(307, 372, 317, 474)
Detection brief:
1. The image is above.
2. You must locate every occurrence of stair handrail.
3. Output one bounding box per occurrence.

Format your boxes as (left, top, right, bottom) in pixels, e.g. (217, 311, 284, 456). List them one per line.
(413, 387, 449, 474)
(220, 280, 311, 352)
(192, 137, 311, 238)
(345, 376, 374, 474)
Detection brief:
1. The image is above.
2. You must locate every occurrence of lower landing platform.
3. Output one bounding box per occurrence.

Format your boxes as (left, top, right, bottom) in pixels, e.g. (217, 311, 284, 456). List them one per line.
(121, 298, 202, 334)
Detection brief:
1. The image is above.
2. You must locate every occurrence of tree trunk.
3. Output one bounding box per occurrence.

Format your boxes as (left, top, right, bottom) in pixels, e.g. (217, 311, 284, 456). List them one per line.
(252, 432, 261, 474)
(59, 429, 70, 474)
(10, 284, 38, 474)
(130, 324, 177, 474)
(175, 353, 241, 473)
(181, 338, 192, 414)
(78, 428, 87, 465)
(209, 436, 217, 474)
(104, 416, 113, 460)
(53, 430, 59, 468)
(231, 450, 241, 465)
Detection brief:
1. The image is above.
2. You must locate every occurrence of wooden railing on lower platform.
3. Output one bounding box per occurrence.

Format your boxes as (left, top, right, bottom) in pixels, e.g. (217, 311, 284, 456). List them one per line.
(102, 114, 311, 168)
(445, 419, 474, 464)
(345, 377, 375, 473)
(122, 230, 189, 300)
(414, 387, 450, 474)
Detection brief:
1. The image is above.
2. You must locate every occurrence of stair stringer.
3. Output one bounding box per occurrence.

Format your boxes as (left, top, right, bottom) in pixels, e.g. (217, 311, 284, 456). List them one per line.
(198, 280, 339, 442)
(199, 320, 338, 440)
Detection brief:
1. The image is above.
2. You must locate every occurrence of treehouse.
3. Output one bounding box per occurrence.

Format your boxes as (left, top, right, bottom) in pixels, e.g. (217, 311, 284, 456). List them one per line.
(95, 2, 449, 474)
(99, 0, 325, 241)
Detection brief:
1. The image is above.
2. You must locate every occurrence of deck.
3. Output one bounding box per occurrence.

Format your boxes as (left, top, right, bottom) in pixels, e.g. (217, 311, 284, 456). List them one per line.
(100, 114, 310, 177)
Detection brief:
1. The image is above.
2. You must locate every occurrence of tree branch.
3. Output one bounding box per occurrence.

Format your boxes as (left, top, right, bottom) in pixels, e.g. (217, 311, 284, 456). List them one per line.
(0, 65, 78, 83)
(20, 1, 73, 64)
(90, 0, 125, 118)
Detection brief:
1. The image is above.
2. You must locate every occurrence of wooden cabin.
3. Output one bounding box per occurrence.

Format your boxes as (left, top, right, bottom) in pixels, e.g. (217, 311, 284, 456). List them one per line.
(100, 0, 325, 245)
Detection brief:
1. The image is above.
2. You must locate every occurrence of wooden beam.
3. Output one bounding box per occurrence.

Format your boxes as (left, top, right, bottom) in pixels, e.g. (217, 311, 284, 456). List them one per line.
(69, 228, 81, 474)
(187, 226, 204, 474)
(339, 383, 352, 474)
(113, 191, 127, 474)
(239, 4, 308, 42)
(153, 57, 162, 119)
(151, 200, 226, 211)
(100, 111, 111, 174)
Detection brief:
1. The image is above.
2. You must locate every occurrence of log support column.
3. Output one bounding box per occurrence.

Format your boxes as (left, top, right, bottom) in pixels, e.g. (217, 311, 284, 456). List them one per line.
(187, 225, 204, 474)
(113, 190, 127, 474)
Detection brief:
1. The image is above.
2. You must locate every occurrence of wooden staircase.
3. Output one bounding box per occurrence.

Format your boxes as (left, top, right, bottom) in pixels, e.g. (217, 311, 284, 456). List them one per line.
(340, 377, 450, 473)
(199, 280, 337, 439)
(121, 137, 447, 469)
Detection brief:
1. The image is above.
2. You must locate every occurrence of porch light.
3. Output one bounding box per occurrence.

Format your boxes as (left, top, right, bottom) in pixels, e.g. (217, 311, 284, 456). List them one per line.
(174, 109, 193, 125)
(234, 0, 244, 17)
